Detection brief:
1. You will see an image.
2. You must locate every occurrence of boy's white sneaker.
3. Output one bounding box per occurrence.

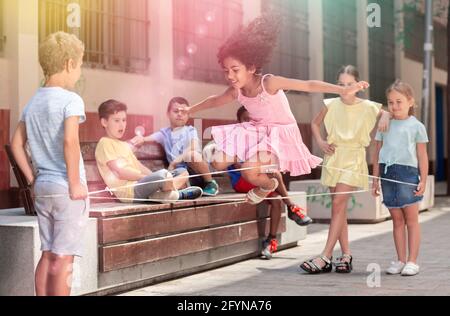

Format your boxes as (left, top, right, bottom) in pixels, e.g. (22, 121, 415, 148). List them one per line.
(386, 261, 405, 275)
(401, 262, 420, 276)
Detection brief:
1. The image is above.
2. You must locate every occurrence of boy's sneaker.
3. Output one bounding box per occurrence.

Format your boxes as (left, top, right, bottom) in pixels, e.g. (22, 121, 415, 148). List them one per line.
(386, 261, 406, 275)
(179, 186, 203, 200)
(203, 180, 219, 196)
(288, 205, 313, 226)
(149, 190, 180, 203)
(261, 238, 278, 260)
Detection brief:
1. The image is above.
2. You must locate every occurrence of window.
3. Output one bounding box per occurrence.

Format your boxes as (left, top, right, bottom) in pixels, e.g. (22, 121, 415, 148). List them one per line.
(434, 21, 447, 70)
(173, 0, 243, 84)
(404, 7, 448, 70)
(261, 0, 310, 80)
(322, 0, 358, 84)
(404, 8, 425, 63)
(39, 0, 151, 74)
(369, 0, 396, 104)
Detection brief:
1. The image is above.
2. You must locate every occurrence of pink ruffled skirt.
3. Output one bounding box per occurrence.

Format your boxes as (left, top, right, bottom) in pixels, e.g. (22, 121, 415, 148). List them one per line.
(211, 122, 322, 176)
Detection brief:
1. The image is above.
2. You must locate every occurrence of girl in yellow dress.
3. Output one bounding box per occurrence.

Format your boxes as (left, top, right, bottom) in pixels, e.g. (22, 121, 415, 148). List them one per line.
(300, 65, 391, 274)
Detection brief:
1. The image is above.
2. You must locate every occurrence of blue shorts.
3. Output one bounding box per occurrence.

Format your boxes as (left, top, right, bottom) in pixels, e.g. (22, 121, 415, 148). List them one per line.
(380, 164, 423, 209)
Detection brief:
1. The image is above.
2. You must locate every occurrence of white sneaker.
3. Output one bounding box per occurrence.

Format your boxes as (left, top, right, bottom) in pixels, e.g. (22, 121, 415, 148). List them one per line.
(386, 261, 405, 275)
(148, 190, 180, 203)
(401, 262, 420, 276)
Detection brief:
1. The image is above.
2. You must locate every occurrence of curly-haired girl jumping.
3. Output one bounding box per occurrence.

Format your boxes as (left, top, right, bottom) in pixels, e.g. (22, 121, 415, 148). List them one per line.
(187, 15, 369, 205)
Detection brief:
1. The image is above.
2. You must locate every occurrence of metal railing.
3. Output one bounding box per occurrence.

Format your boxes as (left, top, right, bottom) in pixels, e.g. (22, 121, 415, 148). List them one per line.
(39, 0, 151, 74)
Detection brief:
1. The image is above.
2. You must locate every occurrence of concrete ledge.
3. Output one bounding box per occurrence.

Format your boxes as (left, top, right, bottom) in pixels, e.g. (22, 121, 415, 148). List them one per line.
(290, 176, 435, 223)
(93, 239, 265, 295)
(0, 208, 98, 296)
(0, 192, 307, 296)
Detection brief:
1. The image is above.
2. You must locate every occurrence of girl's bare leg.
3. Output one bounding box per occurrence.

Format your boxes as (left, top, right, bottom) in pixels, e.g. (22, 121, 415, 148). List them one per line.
(390, 208, 407, 263)
(322, 183, 354, 258)
(329, 187, 351, 256)
(403, 204, 421, 263)
(270, 172, 293, 206)
(241, 152, 279, 199)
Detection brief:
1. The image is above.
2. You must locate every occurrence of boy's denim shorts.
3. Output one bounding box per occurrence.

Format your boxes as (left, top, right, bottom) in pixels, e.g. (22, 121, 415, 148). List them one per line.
(34, 182, 90, 257)
(380, 164, 423, 209)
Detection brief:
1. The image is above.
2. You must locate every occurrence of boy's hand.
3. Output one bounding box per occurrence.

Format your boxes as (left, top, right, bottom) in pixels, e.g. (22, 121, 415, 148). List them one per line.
(372, 179, 380, 197)
(27, 177, 35, 199)
(168, 162, 176, 171)
(319, 139, 335, 155)
(344, 81, 370, 96)
(130, 135, 145, 147)
(414, 181, 426, 197)
(69, 182, 88, 200)
(26, 176, 35, 188)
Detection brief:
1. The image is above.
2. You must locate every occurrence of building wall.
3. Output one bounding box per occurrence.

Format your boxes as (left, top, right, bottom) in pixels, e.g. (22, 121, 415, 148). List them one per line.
(0, 0, 448, 195)
(67, 0, 257, 131)
(0, 58, 11, 110)
(400, 56, 448, 162)
(72, 0, 315, 131)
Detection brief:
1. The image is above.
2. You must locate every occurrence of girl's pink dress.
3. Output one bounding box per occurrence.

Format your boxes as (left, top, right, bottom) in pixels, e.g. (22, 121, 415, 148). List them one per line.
(211, 74, 322, 176)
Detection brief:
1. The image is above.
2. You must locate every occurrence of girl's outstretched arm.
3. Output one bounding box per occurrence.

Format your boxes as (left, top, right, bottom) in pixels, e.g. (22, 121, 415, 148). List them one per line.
(415, 143, 428, 196)
(264, 76, 369, 96)
(188, 87, 237, 114)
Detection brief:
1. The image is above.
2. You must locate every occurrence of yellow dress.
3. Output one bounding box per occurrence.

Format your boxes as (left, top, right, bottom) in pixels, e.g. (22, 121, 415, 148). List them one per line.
(321, 98, 382, 189)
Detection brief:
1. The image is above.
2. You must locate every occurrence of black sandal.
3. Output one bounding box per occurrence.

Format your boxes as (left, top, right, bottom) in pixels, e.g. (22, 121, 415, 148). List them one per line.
(335, 254, 353, 273)
(300, 255, 333, 274)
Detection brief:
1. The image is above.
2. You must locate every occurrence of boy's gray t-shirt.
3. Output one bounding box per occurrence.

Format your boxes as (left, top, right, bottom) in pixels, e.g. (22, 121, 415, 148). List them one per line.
(20, 87, 87, 187)
(152, 126, 200, 169)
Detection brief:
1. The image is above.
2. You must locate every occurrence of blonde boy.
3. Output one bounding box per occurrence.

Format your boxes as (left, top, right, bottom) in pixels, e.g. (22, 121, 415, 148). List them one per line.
(11, 32, 88, 296)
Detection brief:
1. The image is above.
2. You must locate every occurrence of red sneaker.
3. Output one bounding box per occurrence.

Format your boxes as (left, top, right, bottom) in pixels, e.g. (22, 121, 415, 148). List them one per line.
(288, 205, 313, 226)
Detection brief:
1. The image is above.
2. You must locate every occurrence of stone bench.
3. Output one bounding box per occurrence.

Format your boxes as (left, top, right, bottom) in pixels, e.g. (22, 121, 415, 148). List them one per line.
(2, 142, 307, 295)
(81, 142, 288, 271)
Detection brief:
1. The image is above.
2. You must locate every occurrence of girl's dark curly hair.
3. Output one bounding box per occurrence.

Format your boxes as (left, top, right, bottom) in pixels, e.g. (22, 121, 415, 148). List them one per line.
(217, 14, 281, 73)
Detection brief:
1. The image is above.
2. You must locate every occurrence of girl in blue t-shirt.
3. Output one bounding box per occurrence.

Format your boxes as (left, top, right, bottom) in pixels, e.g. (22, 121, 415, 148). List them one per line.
(372, 80, 429, 277)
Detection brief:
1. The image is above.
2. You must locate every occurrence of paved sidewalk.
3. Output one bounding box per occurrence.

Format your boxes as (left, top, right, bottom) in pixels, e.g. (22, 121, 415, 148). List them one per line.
(121, 197, 450, 296)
